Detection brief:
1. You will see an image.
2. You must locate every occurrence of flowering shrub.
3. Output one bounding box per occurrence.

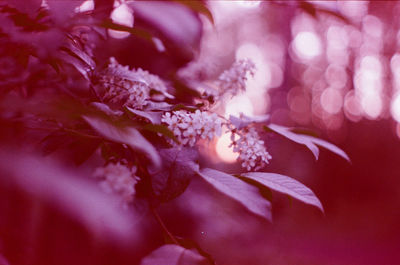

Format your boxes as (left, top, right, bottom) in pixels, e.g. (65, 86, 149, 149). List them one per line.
(0, 1, 351, 264)
(93, 162, 138, 207)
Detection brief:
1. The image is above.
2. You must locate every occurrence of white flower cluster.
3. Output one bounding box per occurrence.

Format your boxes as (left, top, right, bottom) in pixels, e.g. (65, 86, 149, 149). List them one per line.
(177, 59, 218, 82)
(161, 110, 223, 146)
(100, 57, 170, 109)
(230, 127, 272, 171)
(134, 68, 172, 99)
(93, 162, 138, 207)
(217, 59, 256, 96)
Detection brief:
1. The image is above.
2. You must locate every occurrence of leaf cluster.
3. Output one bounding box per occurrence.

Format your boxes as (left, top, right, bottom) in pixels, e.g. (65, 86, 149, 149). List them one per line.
(0, 1, 351, 264)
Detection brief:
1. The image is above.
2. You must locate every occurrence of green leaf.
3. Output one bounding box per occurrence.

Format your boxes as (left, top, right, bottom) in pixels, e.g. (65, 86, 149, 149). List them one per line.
(197, 168, 272, 222)
(126, 107, 162, 124)
(265, 124, 350, 162)
(140, 244, 209, 265)
(99, 19, 153, 42)
(265, 124, 319, 160)
(152, 147, 199, 202)
(229, 114, 270, 130)
(0, 150, 137, 242)
(301, 135, 350, 162)
(142, 124, 179, 144)
(174, 0, 214, 25)
(83, 115, 161, 169)
(241, 172, 324, 213)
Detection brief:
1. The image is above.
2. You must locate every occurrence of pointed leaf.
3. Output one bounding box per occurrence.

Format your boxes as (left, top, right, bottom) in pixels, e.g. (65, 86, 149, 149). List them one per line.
(142, 124, 178, 144)
(83, 115, 161, 169)
(152, 148, 199, 202)
(241, 172, 324, 213)
(145, 101, 174, 111)
(0, 253, 10, 265)
(0, 150, 137, 243)
(128, 1, 202, 58)
(126, 107, 162, 124)
(61, 43, 96, 71)
(198, 168, 272, 222)
(266, 124, 319, 160)
(173, 0, 214, 25)
(99, 20, 153, 43)
(47, 0, 84, 23)
(230, 114, 270, 130)
(303, 135, 350, 162)
(91, 102, 124, 116)
(141, 244, 209, 265)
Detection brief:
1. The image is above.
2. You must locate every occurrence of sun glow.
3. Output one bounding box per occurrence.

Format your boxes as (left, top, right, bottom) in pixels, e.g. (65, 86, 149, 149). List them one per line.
(293, 31, 322, 60)
(215, 133, 238, 163)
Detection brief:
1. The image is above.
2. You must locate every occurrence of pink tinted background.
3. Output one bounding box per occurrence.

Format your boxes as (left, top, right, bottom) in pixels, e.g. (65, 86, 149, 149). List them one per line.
(1, 1, 400, 264)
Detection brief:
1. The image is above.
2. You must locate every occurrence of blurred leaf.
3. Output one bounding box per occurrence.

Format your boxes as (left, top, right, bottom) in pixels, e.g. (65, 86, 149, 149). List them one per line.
(99, 19, 153, 42)
(299, 1, 317, 17)
(91, 102, 124, 116)
(126, 107, 162, 124)
(299, 1, 351, 24)
(0, 253, 10, 265)
(173, 77, 202, 103)
(142, 124, 178, 144)
(39, 129, 101, 165)
(3, 0, 42, 15)
(0, 149, 138, 243)
(93, 0, 114, 19)
(68, 136, 101, 165)
(39, 130, 75, 156)
(127, 1, 202, 60)
(172, 104, 198, 112)
(141, 244, 209, 265)
(145, 101, 174, 111)
(173, 0, 214, 25)
(152, 147, 199, 202)
(83, 115, 161, 169)
(230, 114, 270, 130)
(241, 172, 324, 213)
(174, 236, 216, 265)
(265, 124, 319, 160)
(47, 0, 84, 24)
(197, 168, 272, 222)
(0, 5, 49, 31)
(61, 41, 96, 71)
(59, 50, 93, 80)
(302, 135, 351, 162)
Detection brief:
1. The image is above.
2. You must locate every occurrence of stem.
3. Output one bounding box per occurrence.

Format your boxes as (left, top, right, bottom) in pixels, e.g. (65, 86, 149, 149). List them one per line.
(151, 208, 180, 245)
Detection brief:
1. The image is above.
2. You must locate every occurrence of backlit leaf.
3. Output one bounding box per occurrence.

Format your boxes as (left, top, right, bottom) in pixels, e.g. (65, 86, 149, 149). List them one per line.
(126, 107, 162, 124)
(241, 172, 324, 213)
(0, 150, 137, 243)
(47, 0, 84, 23)
(302, 135, 350, 162)
(152, 148, 199, 202)
(83, 115, 161, 169)
(174, 0, 214, 25)
(91, 102, 124, 116)
(142, 124, 178, 143)
(197, 168, 272, 222)
(230, 114, 270, 130)
(266, 124, 319, 160)
(127, 1, 202, 59)
(140, 244, 208, 265)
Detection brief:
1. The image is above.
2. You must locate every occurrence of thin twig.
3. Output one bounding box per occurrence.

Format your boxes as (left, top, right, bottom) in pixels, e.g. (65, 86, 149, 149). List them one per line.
(151, 208, 180, 245)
